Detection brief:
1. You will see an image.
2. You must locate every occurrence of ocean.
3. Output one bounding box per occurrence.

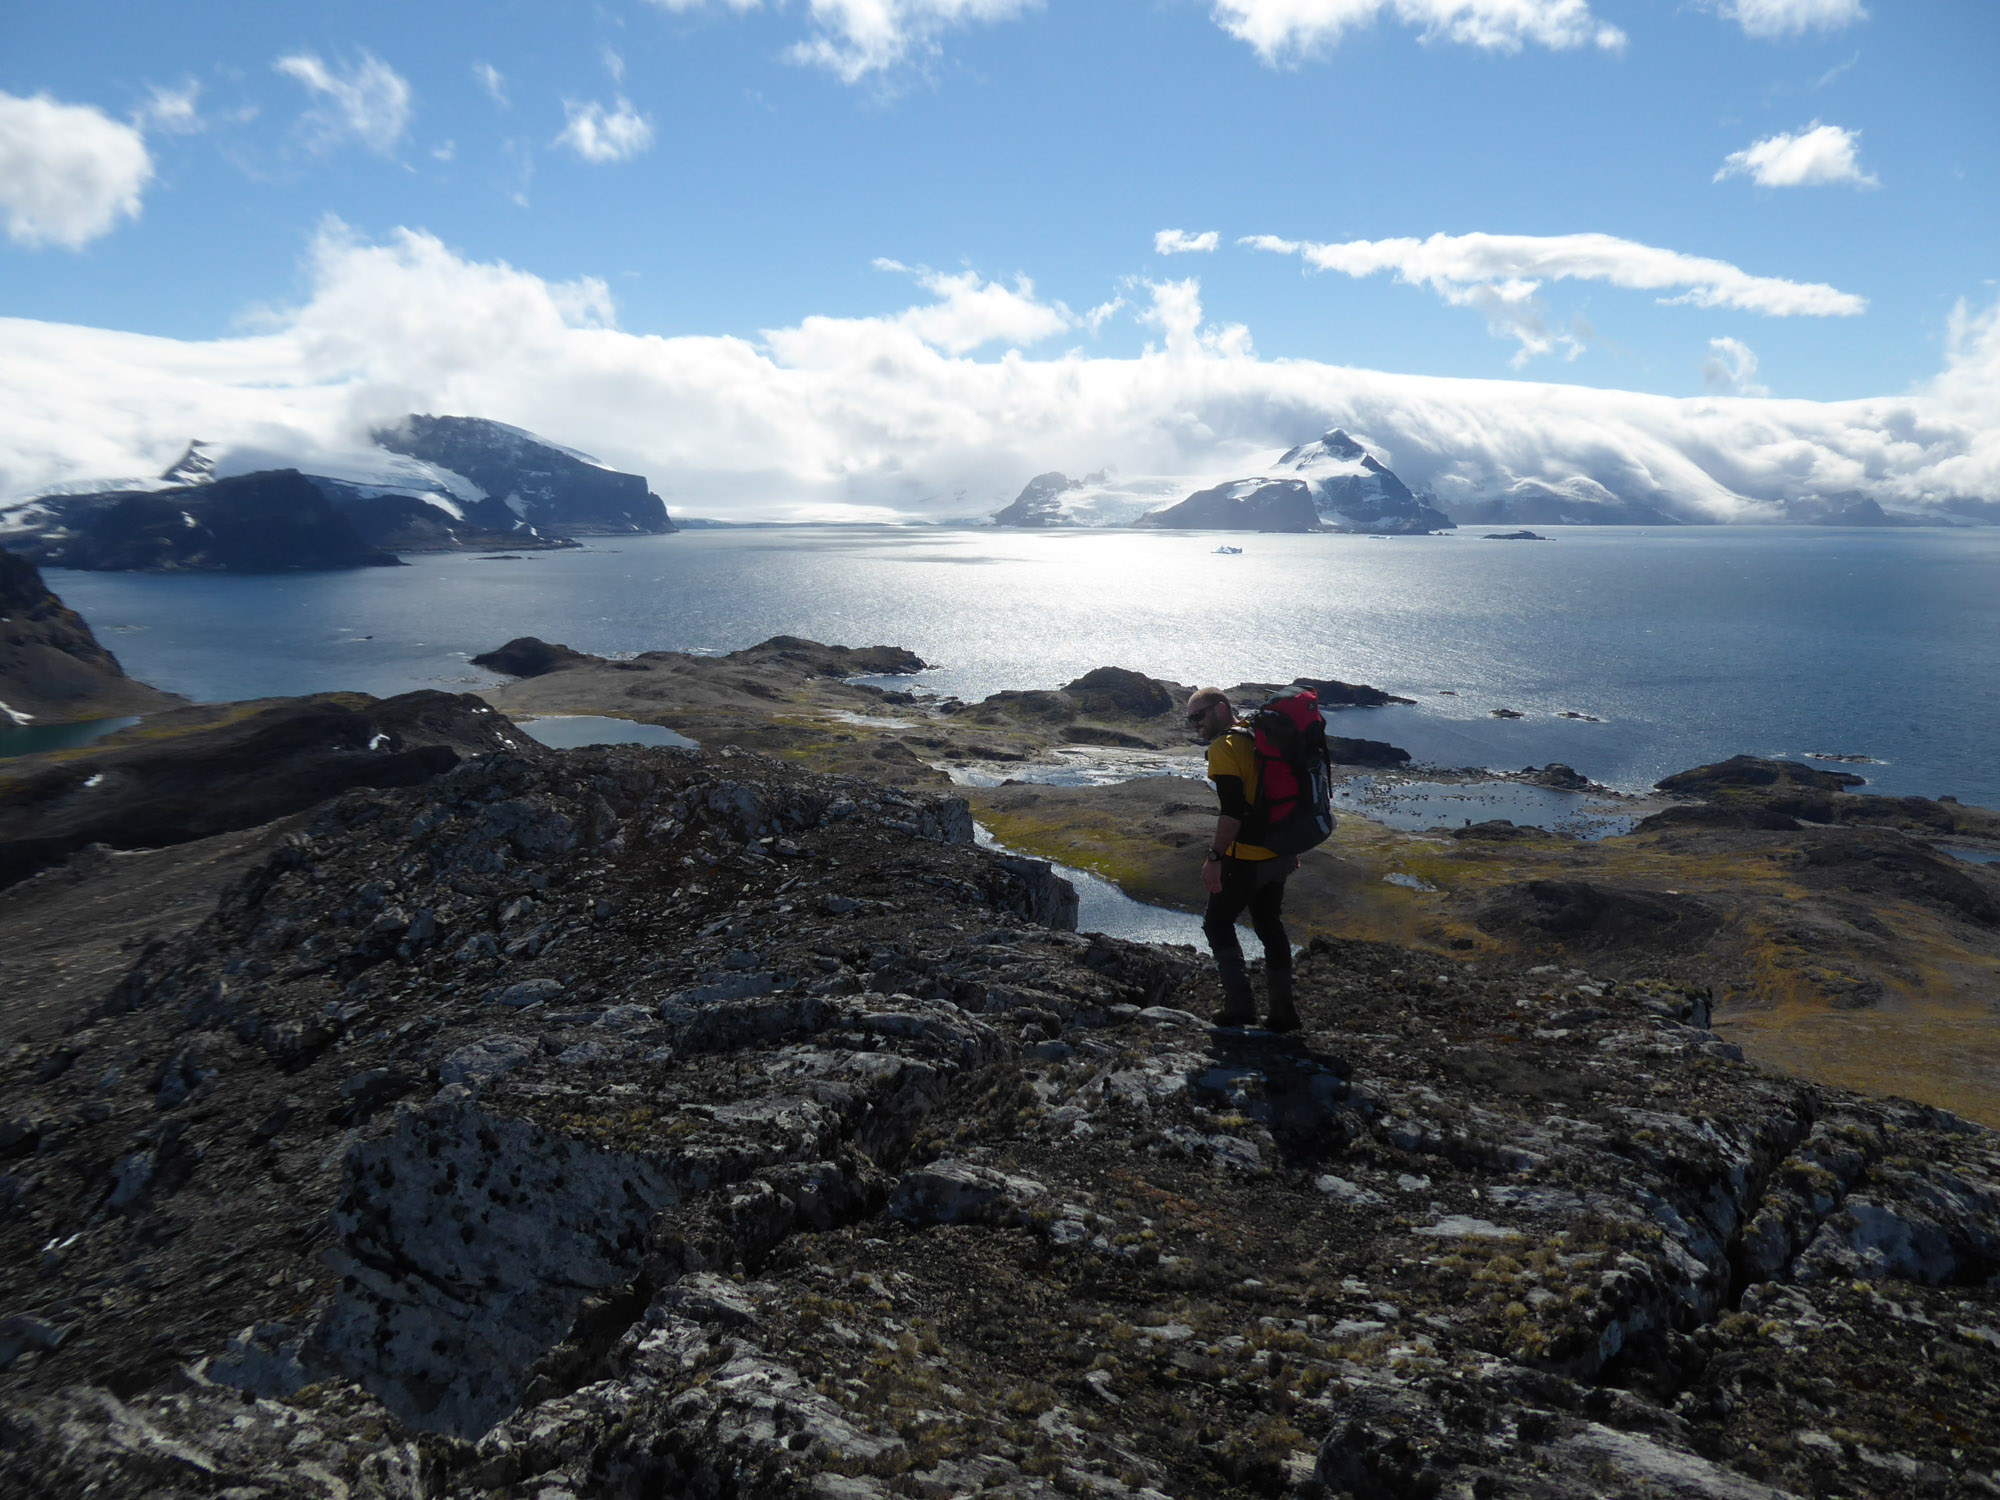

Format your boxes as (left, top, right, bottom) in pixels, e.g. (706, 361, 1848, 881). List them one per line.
(39, 524, 2000, 809)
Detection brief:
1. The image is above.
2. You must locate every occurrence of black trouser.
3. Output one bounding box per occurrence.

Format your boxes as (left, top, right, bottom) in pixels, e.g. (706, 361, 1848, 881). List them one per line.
(1203, 856, 1293, 997)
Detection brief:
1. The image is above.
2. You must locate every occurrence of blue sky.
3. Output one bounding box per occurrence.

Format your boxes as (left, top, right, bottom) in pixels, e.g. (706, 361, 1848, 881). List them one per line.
(2, 1, 1997, 519)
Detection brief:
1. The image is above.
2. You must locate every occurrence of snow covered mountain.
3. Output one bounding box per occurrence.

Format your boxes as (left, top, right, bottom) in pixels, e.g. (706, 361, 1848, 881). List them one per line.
(989, 469, 1190, 528)
(0, 417, 677, 571)
(1133, 478, 1322, 531)
(993, 431, 1453, 533)
(1264, 430, 1454, 533)
(372, 415, 674, 537)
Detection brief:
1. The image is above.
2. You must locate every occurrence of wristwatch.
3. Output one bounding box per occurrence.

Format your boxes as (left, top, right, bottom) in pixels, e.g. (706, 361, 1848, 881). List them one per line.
(1204, 850, 1225, 863)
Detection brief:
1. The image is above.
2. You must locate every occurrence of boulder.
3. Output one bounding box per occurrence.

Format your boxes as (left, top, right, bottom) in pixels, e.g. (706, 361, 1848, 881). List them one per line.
(1062, 667, 1174, 719)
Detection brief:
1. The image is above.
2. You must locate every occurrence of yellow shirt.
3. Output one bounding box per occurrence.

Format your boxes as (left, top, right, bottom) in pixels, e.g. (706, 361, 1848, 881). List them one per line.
(1206, 728, 1277, 861)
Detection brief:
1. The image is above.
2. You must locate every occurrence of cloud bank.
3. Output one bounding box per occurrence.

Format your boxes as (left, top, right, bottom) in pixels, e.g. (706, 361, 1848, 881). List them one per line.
(1212, 0, 1626, 64)
(0, 225, 1993, 526)
(0, 91, 153, 250)
(1716, 122, 1877, 188)
(1244, 230, 1865, 363)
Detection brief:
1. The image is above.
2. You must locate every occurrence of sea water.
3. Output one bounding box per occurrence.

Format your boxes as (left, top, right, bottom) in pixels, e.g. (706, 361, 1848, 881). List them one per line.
(44, 524, 2000, 808)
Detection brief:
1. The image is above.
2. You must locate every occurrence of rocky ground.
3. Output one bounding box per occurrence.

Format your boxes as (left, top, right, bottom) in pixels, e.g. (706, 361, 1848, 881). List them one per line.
(470, 637, 2000, 1126)
(3, 741, 2000, 1498)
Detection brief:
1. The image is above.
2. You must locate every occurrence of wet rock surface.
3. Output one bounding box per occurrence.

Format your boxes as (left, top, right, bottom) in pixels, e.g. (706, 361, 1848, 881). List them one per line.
(3, 742, 1998, 1497)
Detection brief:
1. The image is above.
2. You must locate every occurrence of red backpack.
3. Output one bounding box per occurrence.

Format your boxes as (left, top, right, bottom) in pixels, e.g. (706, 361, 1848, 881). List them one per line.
(1229, 687, 1336, 856)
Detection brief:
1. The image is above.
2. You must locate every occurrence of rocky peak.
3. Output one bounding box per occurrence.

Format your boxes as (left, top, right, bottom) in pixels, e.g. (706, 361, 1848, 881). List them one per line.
(158, 441, 216, 487)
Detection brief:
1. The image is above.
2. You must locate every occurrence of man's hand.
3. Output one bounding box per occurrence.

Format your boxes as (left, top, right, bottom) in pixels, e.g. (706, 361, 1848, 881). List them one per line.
(1202, 814, 1241, 895)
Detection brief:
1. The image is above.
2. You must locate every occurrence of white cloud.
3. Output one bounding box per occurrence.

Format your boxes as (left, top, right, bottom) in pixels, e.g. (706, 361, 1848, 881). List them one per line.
(138, 81, 204, 135)
(1136, 278, 1255, 359)
(838, 263, 1073, 354)
(474, 63, 509, 108)
(1716, 122, 1877, 188)
(0, 91, 153, 250)
(1715, 0, 1867, 40)
(1, 225, 1993, 529)
(555, 99, 656, 163)
(645, 0, 1040, 83)
(1702, 337, 1769, 396)
(273, 51, 413, 155)
(1245, 230, 1864, 362)
(1213, 0, 1626, 65)
(1155, 229, 1220, 255)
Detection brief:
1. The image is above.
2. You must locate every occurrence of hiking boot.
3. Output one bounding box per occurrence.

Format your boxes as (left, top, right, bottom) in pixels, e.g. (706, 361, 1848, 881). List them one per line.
(1213, 986, 1258, 1028)
(1264, 970, 1301, 1033)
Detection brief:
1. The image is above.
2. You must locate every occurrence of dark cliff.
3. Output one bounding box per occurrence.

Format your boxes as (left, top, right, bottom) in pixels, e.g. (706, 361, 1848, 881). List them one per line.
(0, 549, 183, 725)
(374, 415, 675, 537)
(4, 471, 402, 574)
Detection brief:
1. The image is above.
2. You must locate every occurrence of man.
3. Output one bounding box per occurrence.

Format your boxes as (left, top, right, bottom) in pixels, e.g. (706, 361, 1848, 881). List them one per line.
(1186, 687, 1300, 1032)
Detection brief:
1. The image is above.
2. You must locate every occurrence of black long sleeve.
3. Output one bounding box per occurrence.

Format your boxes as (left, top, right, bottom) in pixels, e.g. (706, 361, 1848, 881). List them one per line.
(1212, 774, 1252, 822)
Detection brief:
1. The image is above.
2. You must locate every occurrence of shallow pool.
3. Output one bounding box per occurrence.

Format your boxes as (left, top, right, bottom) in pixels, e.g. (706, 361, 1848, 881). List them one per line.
(517, 716, 699, 750)
(1332, 776, 1641, 839)
(0, 716, 140, 760)
(974, 824, 1208, 948)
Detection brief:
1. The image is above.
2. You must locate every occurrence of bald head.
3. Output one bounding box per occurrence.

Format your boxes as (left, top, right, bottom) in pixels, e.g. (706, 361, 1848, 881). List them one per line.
(1185, 687, 1232, 742)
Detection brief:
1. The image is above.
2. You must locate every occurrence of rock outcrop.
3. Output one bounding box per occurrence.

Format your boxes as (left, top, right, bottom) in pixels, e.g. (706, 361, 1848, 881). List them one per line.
(0, 549, 184, 726)
(0, 690, 529, 888)
(471, 637, 606, 678)
(1647, 755, 2000, 842)
(373, 415, 675, 537)
(2, 741, 1997, 1498)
